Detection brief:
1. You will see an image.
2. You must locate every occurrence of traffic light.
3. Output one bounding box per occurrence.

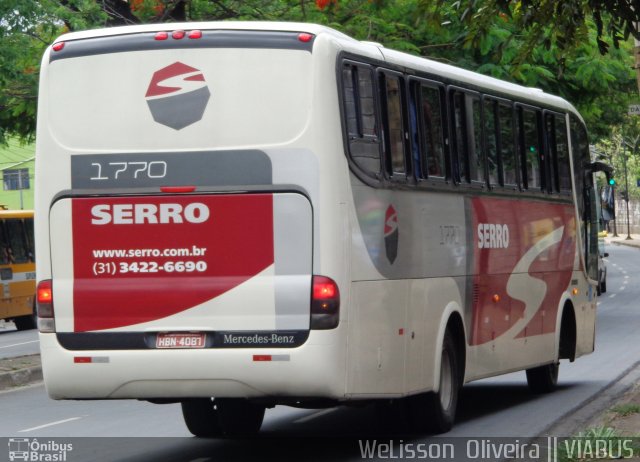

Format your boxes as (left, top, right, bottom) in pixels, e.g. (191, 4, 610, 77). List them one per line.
(609, 177, 616, 186)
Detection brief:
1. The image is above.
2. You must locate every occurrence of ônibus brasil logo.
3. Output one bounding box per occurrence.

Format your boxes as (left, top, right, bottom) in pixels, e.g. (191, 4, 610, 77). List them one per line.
(145, 62, 210, 130)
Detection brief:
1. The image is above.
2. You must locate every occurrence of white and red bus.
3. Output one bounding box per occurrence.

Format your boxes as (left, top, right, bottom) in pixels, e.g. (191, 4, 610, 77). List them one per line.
(35, 22, 606, 435)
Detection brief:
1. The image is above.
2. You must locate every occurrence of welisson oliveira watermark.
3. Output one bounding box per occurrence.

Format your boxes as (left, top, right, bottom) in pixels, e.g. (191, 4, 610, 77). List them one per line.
(358, 439, 539, 460)
(357, 437, 638, 461)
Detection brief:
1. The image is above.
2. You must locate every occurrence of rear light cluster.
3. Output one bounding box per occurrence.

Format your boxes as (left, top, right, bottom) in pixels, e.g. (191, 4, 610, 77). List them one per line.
(36, 275, 337, 332)
(310, 275, 340, 330)
(37, 279, 55, 333)
(155, 30, 202, 41)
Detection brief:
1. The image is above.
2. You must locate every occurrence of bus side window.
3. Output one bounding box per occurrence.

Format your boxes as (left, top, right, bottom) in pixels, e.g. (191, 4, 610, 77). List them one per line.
(544, 112, 571, 195)
(544, 113, 559, 193)
(342, 63, 381, 177)
(0, 222, 8, 265)
(519, 107, 543, 191)
(379, 72, 407, 178)
(555, 115, 571, 192)
(483, 98, 499, 187)
(452, 92, 468, 183)
(499, 103, 518, 188)
(415, 83, 446, 179)
(25, 217, 35, 261)
(570, 116, 586, 218)
(452, 90, 483, 185)
(469, 95, 484, 183)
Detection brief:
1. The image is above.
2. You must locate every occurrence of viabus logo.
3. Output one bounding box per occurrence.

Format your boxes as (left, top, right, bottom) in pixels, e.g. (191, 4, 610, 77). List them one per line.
(145, 62, 210, 130)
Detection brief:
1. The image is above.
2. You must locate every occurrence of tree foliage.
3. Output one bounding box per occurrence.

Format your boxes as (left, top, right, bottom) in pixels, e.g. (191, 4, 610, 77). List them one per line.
(0, 0, 638, 145)
(457, 0, 640, 55)
(595, 116, 640, 200)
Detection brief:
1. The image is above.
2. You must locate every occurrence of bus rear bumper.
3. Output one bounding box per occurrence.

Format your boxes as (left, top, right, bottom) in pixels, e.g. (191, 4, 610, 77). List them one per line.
(39, 331, 346, 401)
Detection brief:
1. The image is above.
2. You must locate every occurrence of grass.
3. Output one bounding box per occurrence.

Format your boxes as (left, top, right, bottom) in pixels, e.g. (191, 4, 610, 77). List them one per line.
(611, 403, 640, 417)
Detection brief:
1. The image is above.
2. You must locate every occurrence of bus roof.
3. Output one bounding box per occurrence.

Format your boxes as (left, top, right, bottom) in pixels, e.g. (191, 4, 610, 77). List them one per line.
(50, 21, 581, 121)
(0, 210, 34, 219)
(52, 21, 355, 44)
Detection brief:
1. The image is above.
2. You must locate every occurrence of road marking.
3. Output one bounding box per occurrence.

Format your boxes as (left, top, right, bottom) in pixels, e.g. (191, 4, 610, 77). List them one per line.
(609, 293, 617, 298)
(293, 408, 337, 424)
(0, 340, 39, 349)
(18, 417, 84, 432)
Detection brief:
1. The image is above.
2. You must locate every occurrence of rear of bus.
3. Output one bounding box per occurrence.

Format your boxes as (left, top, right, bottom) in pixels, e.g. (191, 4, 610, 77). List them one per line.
(0, 210, 36, 330)
(35, 23, 350, 411)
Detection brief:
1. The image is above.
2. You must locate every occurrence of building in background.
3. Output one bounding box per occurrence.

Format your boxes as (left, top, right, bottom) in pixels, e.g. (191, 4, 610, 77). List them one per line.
(0, 140, 34, 210)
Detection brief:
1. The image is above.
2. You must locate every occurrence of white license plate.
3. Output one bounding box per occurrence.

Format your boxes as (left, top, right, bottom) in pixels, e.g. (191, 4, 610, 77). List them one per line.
(156, 332, 205, 349)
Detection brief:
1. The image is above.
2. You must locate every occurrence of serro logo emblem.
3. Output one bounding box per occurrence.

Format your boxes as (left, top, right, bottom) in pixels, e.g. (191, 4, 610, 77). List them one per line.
(384, 205, 399, 264)
(91, 203, 210, 225)
(145, 62, 210, 130)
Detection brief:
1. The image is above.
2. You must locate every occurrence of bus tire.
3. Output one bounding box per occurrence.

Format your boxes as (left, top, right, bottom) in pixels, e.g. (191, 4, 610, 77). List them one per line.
(408, 329, 459, 434)
(14, 305, 37, 331)
(216, 398, 265, 437)
(181, 398, 223, 437)
(526, 362, 559, 393)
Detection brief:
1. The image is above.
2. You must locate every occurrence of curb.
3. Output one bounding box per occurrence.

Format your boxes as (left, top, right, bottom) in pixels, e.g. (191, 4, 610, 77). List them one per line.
(609, 240, 640, 249)
(0, 355, 43, 391)
(540, 360, 640, 437)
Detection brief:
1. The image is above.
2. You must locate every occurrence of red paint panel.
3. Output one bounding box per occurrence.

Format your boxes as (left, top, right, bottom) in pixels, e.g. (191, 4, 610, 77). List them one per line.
(72, 194, 274, 332)
(470, 197, 576, 345)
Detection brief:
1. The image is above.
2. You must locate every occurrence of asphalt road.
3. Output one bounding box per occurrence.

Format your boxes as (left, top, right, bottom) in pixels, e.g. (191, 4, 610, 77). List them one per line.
(0, 322, 39, 359)
(0, 243, 638, 462)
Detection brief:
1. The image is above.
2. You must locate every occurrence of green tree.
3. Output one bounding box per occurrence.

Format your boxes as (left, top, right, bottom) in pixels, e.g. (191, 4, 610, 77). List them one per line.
(0, 0, 638, 144)
(457, 0, 640, 55)
(595, 117, 640, 200)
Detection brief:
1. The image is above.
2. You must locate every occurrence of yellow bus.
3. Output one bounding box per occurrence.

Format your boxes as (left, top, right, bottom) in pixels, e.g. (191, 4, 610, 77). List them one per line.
(0, 210, 36, 330)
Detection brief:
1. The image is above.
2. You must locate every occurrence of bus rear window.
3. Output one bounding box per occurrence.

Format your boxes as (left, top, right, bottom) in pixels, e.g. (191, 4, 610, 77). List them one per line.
(4, 220, 29, 264)
(47, 48, 312, 151)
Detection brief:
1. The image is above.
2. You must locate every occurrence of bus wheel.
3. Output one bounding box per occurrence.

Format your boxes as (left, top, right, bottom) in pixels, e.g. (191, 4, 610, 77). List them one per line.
(181, 398, 223, 437)
(526, 362, 559, 393)
(216, 398, 265, 437)
(14, 307, 37, 331)
(408, 330, 459, 434)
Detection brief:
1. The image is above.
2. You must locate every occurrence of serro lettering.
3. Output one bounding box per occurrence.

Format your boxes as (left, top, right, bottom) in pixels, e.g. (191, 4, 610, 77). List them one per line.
(91, 203, 209, 225)
(477, 223, 510, 249)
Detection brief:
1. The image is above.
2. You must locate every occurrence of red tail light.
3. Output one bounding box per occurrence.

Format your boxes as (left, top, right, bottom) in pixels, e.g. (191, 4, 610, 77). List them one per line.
(37, 279, 55, 333)
(311, 276, 340, 329)
(313, 279, 337, 299)
(52, 42, 65, 52)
